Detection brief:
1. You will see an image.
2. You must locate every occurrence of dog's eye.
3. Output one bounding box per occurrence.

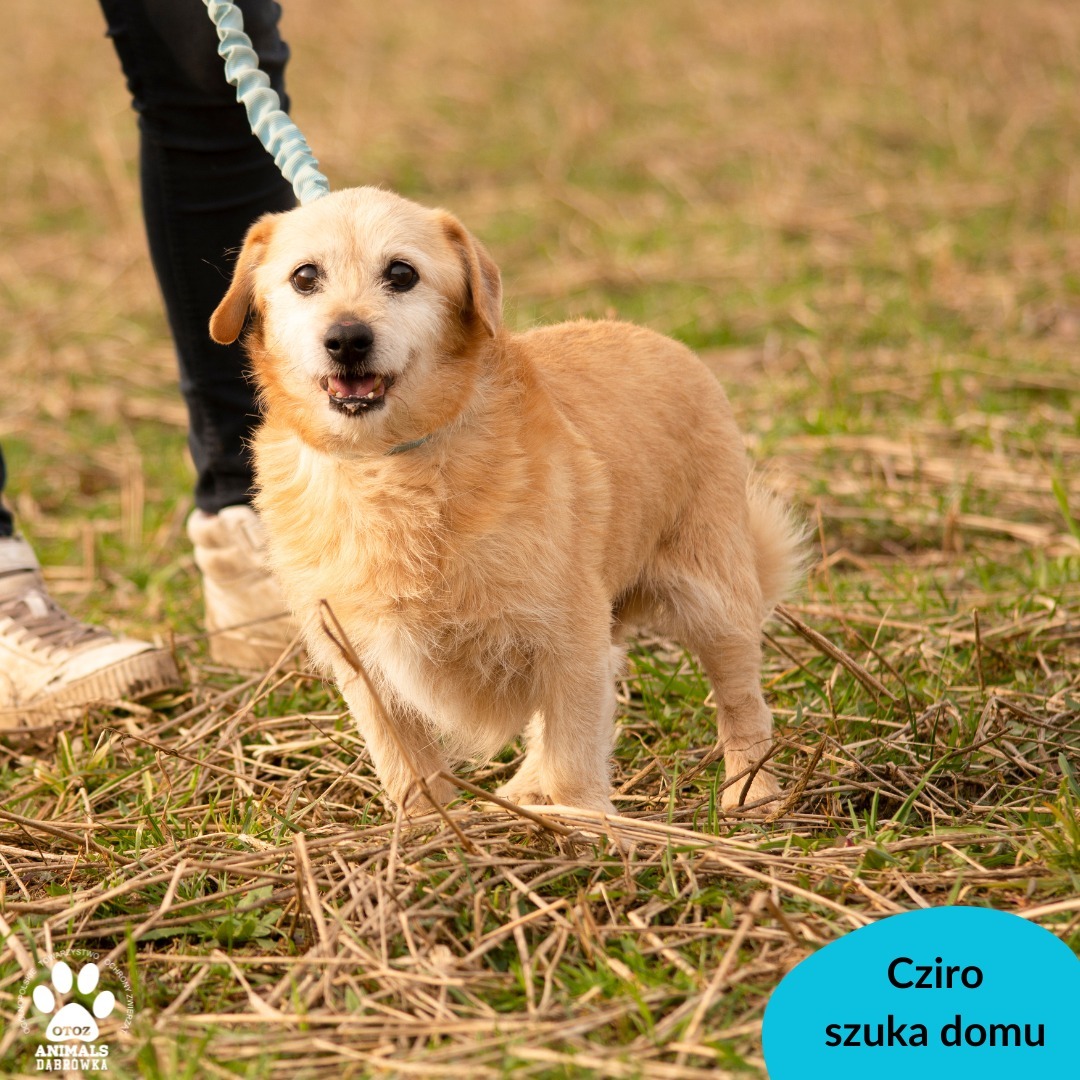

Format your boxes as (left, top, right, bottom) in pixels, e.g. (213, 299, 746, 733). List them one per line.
(385, 261, 419, 292)
(291, 264, 320, 294)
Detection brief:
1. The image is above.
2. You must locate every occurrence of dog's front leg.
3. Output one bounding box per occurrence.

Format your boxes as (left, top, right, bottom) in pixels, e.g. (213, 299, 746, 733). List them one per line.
(495, 713, 546, 805)
(515, 633, 619, 817)
(337, 670, 455, 812)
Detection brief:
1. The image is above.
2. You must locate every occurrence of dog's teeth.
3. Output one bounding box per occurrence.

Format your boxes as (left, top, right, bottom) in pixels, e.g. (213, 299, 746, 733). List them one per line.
(365, 391, 375, 399)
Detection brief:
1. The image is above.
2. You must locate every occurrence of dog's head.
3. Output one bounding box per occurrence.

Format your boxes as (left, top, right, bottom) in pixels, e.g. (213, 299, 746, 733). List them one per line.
(210, 187, 502, 451)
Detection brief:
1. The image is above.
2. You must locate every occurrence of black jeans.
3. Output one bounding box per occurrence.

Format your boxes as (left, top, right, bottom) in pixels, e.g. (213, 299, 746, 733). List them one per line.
(0, 0, 295, 539)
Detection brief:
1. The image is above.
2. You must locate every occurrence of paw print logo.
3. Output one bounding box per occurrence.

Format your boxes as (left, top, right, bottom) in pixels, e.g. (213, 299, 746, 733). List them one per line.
(32, 960, 115, 1042)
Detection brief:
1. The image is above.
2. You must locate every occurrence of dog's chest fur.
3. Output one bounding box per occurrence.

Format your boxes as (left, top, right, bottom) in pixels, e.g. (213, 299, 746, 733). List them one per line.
(254, 422, 594, 747)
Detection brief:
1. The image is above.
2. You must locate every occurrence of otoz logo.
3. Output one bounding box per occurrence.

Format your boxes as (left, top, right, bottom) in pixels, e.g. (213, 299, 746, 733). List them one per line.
(15, 951, 134, 1073)
(34, 960, 116, 1042)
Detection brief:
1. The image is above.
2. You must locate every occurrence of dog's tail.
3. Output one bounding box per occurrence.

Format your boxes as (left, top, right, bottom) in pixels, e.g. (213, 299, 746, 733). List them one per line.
(746, 479, 809, 619)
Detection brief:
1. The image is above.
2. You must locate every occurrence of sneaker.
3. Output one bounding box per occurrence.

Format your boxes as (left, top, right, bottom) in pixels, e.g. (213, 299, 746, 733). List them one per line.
(0, 536, 181, 726)
(186, 505, 297, 670)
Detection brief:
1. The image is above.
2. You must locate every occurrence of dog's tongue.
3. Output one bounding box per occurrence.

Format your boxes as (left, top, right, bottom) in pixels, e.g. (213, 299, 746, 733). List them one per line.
(327, 373, 376, 399)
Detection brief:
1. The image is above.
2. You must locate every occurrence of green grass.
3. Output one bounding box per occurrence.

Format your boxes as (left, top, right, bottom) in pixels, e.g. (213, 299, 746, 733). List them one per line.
(1, 1, 1079, 1077)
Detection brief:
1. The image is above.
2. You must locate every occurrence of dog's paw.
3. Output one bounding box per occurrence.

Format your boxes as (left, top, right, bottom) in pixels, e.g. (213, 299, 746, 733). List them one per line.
(549, 792, 629, 852)
(396, 773, 457, 816)
(544, 788, 619, 819)
(494, 778, 547, 806)
(721, 767, 782, 814)
(572, 793, 619, 818)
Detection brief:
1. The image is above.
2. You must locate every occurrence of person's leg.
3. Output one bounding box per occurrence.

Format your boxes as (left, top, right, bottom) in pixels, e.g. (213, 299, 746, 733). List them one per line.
(1, 1, 299, 722)
(0, 447, 13, 539)
(0, 531, 181, 723)
(1, 436, 179, 721)
(99, 0, 296, 511)
(2, 427, 179, 723)
(99, 0, 298, 667)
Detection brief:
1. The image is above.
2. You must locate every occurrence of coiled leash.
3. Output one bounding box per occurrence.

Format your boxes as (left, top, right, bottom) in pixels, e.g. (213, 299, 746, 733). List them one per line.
(202, 0, 330, 205)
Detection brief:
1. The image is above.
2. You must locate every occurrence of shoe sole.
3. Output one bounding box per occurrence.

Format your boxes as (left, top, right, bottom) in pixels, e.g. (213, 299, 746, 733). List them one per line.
(0, 650, 182, 727)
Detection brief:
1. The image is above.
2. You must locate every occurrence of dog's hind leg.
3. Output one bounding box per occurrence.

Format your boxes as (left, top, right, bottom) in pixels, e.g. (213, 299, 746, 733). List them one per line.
(338, 670, 455, 812)
(692, 629, 782, 812)
(642, 475, 794, 813)
(642, 558, 782, 813)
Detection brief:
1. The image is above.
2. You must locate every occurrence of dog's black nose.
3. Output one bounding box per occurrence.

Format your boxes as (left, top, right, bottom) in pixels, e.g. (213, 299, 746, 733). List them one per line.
(324, 322, 374, 365)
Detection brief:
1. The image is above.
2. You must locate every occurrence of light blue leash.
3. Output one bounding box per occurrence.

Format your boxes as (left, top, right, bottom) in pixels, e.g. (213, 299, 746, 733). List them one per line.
(202, 0, 330, 205)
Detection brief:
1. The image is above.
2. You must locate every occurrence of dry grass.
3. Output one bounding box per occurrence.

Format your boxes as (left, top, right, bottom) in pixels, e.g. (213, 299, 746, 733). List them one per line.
(1, 2, 1079, 1077)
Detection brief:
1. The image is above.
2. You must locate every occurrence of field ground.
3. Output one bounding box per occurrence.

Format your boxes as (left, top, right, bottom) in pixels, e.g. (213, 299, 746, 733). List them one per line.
(1, 2, 1078, 1076)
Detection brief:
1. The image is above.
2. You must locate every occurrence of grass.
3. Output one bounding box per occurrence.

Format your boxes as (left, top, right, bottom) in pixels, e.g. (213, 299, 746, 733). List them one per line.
(1, 1, 1078, 1076)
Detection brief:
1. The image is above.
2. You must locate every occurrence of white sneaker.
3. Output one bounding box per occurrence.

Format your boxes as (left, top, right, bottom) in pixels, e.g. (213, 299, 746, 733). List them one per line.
(186, 505, 297, 670)
(0, 537, 181, 726)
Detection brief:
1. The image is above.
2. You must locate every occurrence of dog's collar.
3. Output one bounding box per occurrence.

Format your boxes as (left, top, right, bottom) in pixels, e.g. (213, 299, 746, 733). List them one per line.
(385, 434, 432, 456)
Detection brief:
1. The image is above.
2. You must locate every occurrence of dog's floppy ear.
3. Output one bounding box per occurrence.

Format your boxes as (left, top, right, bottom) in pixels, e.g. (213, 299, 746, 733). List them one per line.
(440, 214, 502, 338)
(210, 215, 278, 345)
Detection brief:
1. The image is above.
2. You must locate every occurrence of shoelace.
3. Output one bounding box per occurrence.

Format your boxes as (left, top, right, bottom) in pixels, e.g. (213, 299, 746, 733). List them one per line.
(0, 587, 113, 658)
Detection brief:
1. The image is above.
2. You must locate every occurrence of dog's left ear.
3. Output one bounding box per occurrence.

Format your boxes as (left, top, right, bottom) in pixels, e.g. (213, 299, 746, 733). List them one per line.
(440, 215, 502, 337)
(210, 215, 279, 345)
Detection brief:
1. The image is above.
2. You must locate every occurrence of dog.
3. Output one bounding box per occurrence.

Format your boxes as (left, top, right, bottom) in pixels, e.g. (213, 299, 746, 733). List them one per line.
(210, 186, 803, 819)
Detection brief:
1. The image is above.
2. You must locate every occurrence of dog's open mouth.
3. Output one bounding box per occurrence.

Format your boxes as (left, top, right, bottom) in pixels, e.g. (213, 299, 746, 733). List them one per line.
(320, 372, 392, 414)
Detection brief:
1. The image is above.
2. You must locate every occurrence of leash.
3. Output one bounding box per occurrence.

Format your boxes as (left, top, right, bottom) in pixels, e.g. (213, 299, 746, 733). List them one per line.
(202, 1, 329, 205)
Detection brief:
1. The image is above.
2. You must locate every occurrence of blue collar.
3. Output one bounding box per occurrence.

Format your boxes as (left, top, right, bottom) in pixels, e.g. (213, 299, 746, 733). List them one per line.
(385, 434, 431, 456)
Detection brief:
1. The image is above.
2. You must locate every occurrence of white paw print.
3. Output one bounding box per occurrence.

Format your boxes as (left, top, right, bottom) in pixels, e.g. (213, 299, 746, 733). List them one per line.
(32, 960, 115, 1042)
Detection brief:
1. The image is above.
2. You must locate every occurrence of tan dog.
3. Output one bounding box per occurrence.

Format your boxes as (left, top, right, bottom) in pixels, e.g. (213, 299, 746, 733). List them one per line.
(210, 187, 803, 819)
